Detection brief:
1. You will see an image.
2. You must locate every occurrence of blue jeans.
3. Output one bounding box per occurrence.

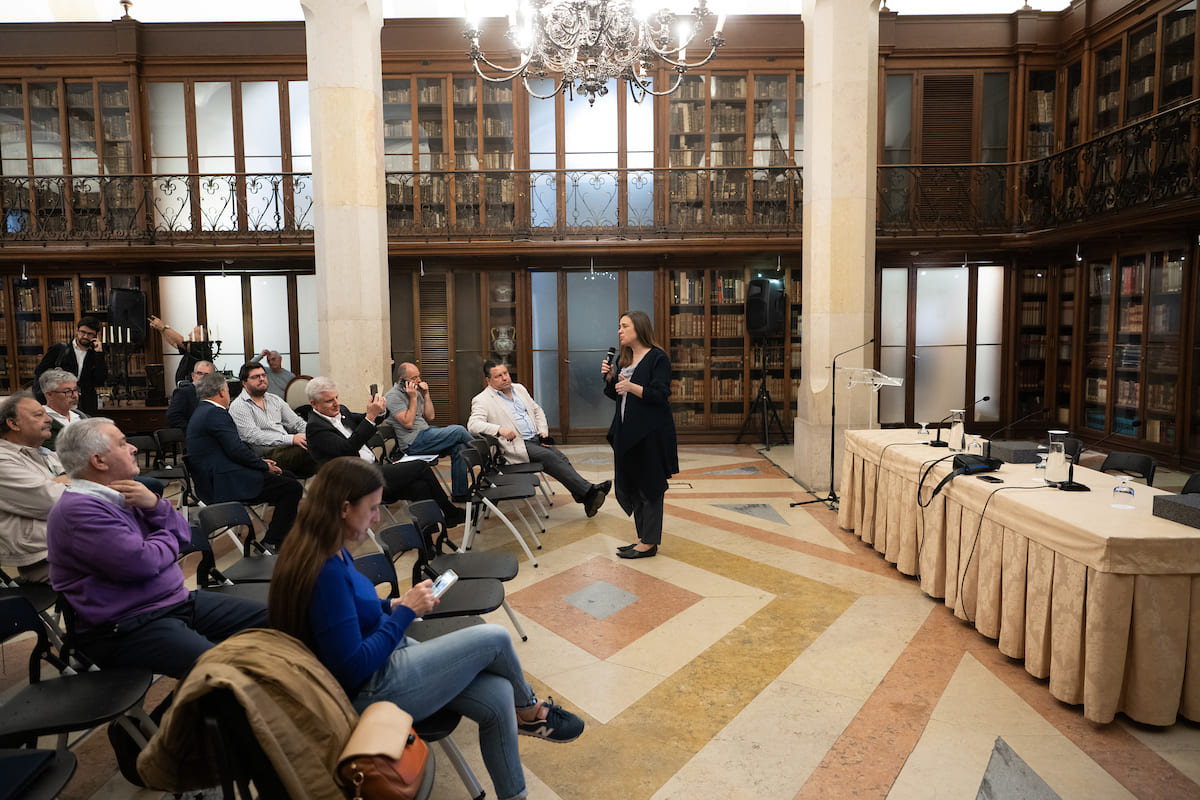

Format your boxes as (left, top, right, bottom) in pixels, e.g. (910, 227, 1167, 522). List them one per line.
(408, 425, 474, 496)
(352, 624, 536, 800)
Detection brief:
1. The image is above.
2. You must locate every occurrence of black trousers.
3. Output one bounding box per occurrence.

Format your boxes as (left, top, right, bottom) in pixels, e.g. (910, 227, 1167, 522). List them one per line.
(248, 473, 303, 546)
(74, 590, 268, 679)
(381, 461, 456, 515)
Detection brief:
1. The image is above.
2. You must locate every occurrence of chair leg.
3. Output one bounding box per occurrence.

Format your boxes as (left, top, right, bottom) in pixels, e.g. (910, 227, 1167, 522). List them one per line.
(507, 503, 543, 549)
(482, 498, 538, 567)
(524, 498, 546, 532)
(501, 600, 527, 642)
(436, 736, 486, 800)
(461, 500, 477, 551)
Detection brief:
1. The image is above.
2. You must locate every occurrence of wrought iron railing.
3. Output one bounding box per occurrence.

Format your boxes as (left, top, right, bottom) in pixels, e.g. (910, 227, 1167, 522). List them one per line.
(878, 97, 1200, 236)
(0, 98, 1195, 245)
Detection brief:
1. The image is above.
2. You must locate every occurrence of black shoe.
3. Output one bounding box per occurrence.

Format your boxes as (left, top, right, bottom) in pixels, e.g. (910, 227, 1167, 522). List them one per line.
(451, 493, 471, 504)
(584, 481, 611, 518)
(107, 715, 148, 787)
(617, 544, 657, 559)
(617, 543, 638, 552)
(443, 506, 467, 528)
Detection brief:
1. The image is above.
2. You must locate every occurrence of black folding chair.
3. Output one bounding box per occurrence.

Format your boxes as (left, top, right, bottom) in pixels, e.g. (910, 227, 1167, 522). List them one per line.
(408, 499, 527, 641)
(1099, 451, 1157, 486)
(0, 596, 153, 753)
(127, 434, 193, 505)
(372, 524, 506, 621)
(1181, 472, 1200, 495)
(197, 503, 276, 583)
(153, 427, 197, 506)
(459, 446, 542, 566)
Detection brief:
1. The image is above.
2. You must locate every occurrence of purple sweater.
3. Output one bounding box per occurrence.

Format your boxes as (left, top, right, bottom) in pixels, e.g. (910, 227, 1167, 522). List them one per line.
(47, 487, 191, 632)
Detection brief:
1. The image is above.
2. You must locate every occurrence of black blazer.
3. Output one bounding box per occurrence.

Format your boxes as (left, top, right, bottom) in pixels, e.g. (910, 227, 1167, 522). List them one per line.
(604, 346, 679, 505)
(306, 406, 380, 465)
(35, 342, 107, 415)
(166, 381, 199, 430)
(185, 400, 267, 502)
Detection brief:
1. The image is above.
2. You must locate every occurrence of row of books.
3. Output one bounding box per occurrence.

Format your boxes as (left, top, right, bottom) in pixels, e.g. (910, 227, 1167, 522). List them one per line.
(1115, 378, 1140, 407)
(1117, 302, 1144, 332)
(1019, 301, 1047, 327)
(1145, 382, 1177, 413)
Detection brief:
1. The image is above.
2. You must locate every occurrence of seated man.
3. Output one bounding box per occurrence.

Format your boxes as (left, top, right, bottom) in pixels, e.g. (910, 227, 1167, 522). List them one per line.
(249, 348, 295, 399)
(165, 359, 214, 430)
(384, 362, 474, 499)
(229, 361, 317, 478)
(0, 392, 69, 583)
(469, 361, 611, 517)
(306, 376, 466, 527)
(187, 372, 303, 550)
(47, 417, 267, 678)
(40, 367, 87, 450)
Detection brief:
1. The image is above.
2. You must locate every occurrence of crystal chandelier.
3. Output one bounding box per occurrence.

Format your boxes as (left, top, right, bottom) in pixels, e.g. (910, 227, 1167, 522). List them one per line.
(464, 1, 727, 105)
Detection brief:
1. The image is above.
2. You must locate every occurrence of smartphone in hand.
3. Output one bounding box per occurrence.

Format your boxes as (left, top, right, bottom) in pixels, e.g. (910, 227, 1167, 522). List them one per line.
(369, 383, 378, 397)
(431, 569, 458, 598)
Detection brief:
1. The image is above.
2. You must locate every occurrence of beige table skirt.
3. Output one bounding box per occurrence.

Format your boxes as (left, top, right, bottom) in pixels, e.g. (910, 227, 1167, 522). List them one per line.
(837, 428, 1200, 725)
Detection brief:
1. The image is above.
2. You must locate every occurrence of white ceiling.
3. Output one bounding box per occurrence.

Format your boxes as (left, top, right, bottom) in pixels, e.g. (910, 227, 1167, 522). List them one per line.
(0, 1, 1075, 24)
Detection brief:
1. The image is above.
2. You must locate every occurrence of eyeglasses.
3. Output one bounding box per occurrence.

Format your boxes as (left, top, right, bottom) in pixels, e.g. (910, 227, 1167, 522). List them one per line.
(76, 330, 98, 338)
(50, 388, 80, 395)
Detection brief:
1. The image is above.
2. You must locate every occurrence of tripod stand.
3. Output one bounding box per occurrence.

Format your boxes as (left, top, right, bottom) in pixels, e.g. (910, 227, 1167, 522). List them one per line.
(737, 339, 789, 450)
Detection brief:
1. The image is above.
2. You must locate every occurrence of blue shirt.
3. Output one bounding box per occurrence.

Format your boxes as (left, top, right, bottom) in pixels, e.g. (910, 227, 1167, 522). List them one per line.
(495, 388, 537, 440)
(309, 548, 416, 694)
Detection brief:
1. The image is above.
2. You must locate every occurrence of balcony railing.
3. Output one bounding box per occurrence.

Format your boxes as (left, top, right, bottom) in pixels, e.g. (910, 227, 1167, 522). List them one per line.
(0, 98, 1195, 245)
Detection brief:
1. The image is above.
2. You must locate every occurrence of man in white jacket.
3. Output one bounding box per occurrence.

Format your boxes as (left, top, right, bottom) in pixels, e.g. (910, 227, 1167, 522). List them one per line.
(468, 361, 610, 517)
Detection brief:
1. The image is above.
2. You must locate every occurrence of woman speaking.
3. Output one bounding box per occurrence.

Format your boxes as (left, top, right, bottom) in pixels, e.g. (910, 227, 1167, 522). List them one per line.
(600, 310, 679, 559)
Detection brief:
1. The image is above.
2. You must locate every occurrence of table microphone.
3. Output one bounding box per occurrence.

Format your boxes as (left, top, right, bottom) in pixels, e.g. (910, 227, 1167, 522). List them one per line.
(928, 395, 990, 447)
(985, 406, 1049, 460)
(1089, 419, 1141, 453)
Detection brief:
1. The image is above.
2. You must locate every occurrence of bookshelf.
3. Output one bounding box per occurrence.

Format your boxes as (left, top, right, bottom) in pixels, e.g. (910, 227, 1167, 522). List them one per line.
(1064, 61, 1082, 148)
(752, 74, 791, 225)
(1055, 265, 1077, 426)
(1025, 70, 1055, 159)
(383, 78, 414, 231)
(1161, 2, 1197, 109)
(1124, 22, 1158, 122)
(480, 83, 514, 230)
(710, 75, 747, 228)
(1015, 267, 1050, 418)
(668, 75, 707, 228)
(416, 77, 447, 229)
(1083, 259, 1113, 433)
(1144, 248, 1185, 446)
(1094, 40, 1123, 135)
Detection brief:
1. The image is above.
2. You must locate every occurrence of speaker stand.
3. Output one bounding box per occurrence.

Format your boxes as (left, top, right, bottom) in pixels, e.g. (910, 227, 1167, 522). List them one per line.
(736, 340, 789, 450)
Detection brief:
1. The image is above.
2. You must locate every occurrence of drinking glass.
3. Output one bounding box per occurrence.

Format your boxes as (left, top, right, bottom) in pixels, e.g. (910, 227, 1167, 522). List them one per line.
(967, 435, 984, 455)
(1034, 449, 1048, 482)
(1112, 478, 1135, 509)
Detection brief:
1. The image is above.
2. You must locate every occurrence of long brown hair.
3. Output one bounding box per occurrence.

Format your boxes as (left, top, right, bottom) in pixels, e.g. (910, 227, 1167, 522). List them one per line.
(268, 457, 385, 647)
(618, 310, 659, 367)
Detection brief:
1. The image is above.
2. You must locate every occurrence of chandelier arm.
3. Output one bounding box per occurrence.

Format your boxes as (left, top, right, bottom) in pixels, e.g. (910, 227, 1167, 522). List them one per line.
(656, 43, 722, 71)
(522, 75, 570, 100)
(470, 51, 536, 78)
(627, 70, 686, 98)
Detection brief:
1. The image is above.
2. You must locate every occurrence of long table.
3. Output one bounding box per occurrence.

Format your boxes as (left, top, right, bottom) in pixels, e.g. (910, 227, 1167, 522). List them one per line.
(837, 428, 1200, 725)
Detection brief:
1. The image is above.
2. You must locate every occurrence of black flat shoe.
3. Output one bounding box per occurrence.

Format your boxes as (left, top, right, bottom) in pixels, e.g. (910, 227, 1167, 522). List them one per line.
(617, 545, 657, 559)
(617, 543, 638, 552)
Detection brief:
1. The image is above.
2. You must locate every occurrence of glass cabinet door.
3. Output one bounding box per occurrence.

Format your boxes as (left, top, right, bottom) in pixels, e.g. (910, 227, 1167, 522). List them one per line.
(1016, 268, 1049, 418)
(1144, 248, 1185, 446)
(1124, 22, 1158, 122)
(709, 75, 746, 228)
(416, 77, 446, 229)
(99, 81, 132, 174)
(45, 276, 76, 346)
(751, 74, 789, 226)
(383, 78, 414, 232)
(710, 268, 746, 428)
(0, 278, 9, 391)
(1161, 3, 1196, 109)
(1094, 41, 1122, 134)
(668, 75, 706, 228)
(67, 82, 100, 233)
(452, 77, 479, 231)
(481, 83, 514, 230)
(12, 276, 42, 386)
(1113, 254, 1145, 436)
(669, 269, 706, 429)
(1083, 260, 1112, 432)
(1054, 265, 1076, 426)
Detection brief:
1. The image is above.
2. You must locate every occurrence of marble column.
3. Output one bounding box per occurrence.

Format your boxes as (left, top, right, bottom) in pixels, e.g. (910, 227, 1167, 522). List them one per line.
(299, 0, 391, 396)
(795, 0, 881, 493)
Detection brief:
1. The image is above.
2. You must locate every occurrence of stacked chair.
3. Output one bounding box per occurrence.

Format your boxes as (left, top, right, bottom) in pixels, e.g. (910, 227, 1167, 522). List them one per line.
(458, 445, 543, 566)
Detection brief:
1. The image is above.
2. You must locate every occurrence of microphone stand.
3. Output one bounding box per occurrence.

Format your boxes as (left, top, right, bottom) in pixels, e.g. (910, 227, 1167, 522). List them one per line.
(792, 337, 874, 509)
(1057, 420, 1141, 492)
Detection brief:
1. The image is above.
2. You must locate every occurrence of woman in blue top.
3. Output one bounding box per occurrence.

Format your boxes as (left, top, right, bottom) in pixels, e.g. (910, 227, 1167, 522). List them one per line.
(268, 457, 584, 800)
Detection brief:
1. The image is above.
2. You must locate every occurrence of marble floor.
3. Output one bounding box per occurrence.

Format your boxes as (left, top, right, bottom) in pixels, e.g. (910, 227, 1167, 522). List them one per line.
(8, 443, 1200, 799)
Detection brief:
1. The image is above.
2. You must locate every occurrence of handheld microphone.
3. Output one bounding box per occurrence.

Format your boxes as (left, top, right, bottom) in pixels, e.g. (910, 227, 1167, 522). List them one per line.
(929, 396, 990, 447)
(603, 347, 617, 382)
(986, 407, 1049, 459)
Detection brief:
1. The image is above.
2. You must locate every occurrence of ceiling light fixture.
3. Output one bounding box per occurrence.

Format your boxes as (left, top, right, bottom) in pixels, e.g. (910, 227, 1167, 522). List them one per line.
(1075, 243, 1083, 262)
(464, 1, 727, 106)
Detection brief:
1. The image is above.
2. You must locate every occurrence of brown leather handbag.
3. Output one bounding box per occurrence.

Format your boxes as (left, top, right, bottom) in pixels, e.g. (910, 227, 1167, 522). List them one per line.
(336, 702, 430, 800)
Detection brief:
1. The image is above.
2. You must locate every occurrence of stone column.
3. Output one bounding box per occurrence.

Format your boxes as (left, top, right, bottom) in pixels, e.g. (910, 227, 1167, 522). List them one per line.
(795, 0, 881, 493)
(299, 0, 391, 396)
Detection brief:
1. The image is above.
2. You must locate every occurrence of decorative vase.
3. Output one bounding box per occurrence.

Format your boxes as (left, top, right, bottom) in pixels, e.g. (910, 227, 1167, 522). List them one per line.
(492, 285, 514, 303)
(491, 326, 515, 364)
